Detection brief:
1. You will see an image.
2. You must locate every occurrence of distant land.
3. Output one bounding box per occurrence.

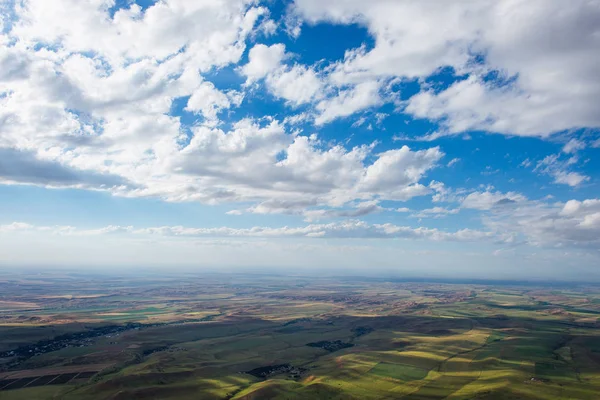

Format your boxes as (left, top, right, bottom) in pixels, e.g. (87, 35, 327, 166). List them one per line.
(1, 270, 600, 399)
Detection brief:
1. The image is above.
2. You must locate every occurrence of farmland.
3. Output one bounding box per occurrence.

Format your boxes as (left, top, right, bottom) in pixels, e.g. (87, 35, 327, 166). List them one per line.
(1, 271, 600, 399)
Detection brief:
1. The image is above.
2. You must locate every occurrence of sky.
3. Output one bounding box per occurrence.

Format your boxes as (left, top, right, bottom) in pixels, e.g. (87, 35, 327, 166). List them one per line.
(0, 0, 599, 280)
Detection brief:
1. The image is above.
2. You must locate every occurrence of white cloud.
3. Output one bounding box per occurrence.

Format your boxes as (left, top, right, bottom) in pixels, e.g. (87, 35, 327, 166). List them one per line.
(241, 43, 286, 82)
(447, 158, 460, 167)
(0, 220, 494, 242)
(483, 198, 600, 248)
(410, 207, 460, 219)
(563, 139, 586, 154)
(301, 204, 384, 222)
(236, 200, 385, 222)
(462, 191, 526, 211)
(315, 81, 381, 125)
(257, 18, 277, 37)
(185, 81, 233, 124)
(12, 0, 264, 66)
(1, 0, 448, 217)
(242, 43, 324, 106)
(0, 222, 34, 232)
(293, 0, 600, 137)
(359, 146, 443, 200)
(534, 154, 590, 187)
(268, 64, 323, 106)
(553, 171, 589, 187)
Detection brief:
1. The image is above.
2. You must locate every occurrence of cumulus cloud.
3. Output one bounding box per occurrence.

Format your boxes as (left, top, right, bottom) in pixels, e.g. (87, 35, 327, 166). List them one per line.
(241, 43, 287, 82)
(185, 81, 236, 124)
(0, 1, 447, 218)
(315, 81, 381, 125)
(293, 0, 600, 138)
(241, 43, 323, 106)
(358, 146, 443, 200)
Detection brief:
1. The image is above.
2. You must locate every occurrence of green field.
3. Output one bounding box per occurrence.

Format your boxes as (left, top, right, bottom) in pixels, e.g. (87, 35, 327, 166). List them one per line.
(369, 362, 430, 381)
(2, 272, 600, 399)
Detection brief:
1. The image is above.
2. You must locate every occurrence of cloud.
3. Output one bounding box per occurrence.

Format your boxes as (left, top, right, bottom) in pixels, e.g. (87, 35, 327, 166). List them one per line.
(185, 81, 235, 124)
(315, 81, 381, 125)
(6, 193, 600, 250)
(359, 146, 443, 198)
(0, 220, 494, 242)
(241, 43, 287, 82)
(447, 158, 460, 167)
(130, 119, 441, 210)
(0, 147, 133, 190)
(301, 202, 384, 221)
(267, 64, 323, 106)
(0, 0, 597, 266)
(11, 0, 264, 66)
(241, 43, 323, 106)
(562, 139, 586, 154)
(483, 198, 600, 248)
(293, 0, 600, 137)
(0, 222, 34, 233)
(410, 207, 460, 219)
(0, 0, 445, 217)
(461, 191, 526, 211)
(534, 154, 590, 187)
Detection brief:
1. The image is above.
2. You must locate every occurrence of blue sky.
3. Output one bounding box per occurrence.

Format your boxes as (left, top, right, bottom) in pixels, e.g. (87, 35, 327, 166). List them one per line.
(0, 0, 599, 279)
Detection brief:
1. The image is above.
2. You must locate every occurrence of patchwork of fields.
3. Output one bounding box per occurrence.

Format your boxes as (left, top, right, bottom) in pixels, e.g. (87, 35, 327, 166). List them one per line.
(1, 272, 600, 399)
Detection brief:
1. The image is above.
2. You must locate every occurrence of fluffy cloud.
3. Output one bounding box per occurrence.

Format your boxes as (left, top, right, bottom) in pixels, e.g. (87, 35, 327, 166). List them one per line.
(12, 0, 263, 65)
(0, 0, 266, 193)
(314, 81, 381, 125)
(185, 81, 238, 124)
(0, 1, 447, 217)
(293, 0, 600, 137)
(359, 146, 442, 200)
(241, 43, 286, 82)
(242, 43, 323, 106)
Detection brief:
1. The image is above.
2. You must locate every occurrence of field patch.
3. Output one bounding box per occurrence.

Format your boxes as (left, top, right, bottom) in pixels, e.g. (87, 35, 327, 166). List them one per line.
(535, 361, 578, 381)
(369, 362, 429, 381)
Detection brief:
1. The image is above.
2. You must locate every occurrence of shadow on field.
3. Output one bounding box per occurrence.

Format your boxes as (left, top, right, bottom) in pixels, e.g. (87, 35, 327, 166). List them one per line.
(1, 314, 599, 399)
